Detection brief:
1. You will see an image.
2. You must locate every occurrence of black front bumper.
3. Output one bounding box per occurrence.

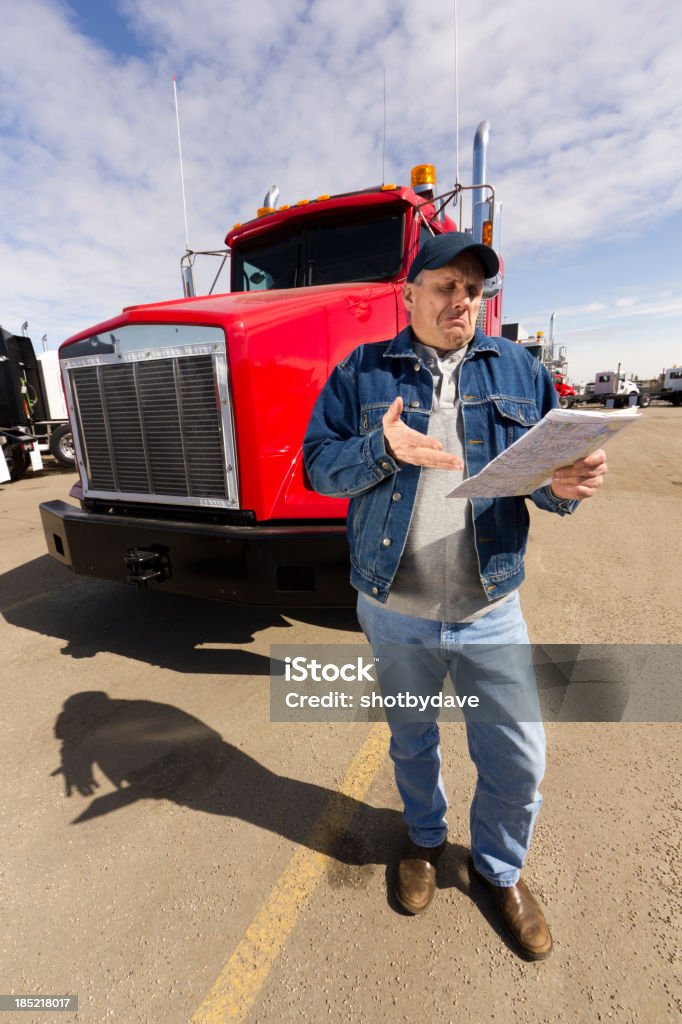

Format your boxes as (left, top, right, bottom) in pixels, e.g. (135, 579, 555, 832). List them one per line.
(40, 500, 355, 606)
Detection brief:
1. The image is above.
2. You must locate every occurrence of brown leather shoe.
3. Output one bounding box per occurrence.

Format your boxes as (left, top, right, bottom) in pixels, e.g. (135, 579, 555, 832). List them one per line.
(469, 859, 553, 960)
(395, 838, 447, 914)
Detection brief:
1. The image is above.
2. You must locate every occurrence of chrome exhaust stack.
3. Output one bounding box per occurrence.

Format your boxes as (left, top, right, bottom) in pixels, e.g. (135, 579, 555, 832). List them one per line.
(181, 256, 196, 297)
(472, 121, 491, 244)
(262, 185, 280, 210)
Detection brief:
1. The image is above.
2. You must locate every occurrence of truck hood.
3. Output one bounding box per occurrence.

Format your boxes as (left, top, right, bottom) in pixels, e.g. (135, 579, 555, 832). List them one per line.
(59, 280, 403, 523)
(59, 282, 400, 350)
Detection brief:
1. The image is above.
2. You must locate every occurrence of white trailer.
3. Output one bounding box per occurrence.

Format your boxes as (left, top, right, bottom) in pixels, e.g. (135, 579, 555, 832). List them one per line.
(33, 350, 74, 466)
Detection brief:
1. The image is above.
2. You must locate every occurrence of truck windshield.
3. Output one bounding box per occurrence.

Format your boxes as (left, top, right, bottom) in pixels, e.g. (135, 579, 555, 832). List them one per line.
(232, 208, 404, 291)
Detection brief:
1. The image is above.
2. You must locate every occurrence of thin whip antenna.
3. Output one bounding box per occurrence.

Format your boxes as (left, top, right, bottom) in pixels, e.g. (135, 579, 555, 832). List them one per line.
(382, 68, 387, 184)
(453, 0, 460, 185)
(173, 75, 191, 252)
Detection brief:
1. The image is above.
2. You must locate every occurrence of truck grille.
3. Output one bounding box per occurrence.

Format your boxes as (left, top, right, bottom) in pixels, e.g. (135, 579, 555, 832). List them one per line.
(62, 337, 239, 509)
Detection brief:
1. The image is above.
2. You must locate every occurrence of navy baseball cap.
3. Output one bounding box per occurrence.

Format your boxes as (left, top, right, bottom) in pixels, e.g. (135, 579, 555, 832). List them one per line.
(406, 232, 499, 282)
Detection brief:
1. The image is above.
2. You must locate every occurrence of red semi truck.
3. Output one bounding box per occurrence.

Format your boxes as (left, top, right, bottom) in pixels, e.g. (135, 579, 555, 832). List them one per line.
(40, 122, 504, 606)
(552, 373, 577, 409)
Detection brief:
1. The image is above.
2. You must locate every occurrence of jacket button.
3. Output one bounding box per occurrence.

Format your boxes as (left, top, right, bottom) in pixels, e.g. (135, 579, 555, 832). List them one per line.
(380, 460, 391, 471)
(409, 400, 419, 408)
(414, 364, 421, 371)
(382, 538, 392, 546)
(392, 492, 402, 501)
(371, 586, 379, 595)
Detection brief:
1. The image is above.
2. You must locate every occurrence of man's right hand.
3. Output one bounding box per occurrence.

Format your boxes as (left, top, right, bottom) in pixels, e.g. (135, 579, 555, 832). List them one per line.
(382, 397, 464, 470)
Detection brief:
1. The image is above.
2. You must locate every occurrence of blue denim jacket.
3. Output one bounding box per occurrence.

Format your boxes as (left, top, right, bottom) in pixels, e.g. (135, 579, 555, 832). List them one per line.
(303, 326, 578, 603)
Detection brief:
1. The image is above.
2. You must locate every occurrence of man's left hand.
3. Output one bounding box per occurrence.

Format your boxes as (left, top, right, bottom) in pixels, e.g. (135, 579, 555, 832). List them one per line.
(550, 448, 608, 500)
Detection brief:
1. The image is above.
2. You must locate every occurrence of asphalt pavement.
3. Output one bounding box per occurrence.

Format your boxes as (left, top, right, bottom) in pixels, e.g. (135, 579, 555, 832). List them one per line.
(1, 409, 680, 1023)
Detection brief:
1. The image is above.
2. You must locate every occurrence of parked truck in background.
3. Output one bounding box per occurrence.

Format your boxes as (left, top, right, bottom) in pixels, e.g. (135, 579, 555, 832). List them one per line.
(33, 349, 76, 467)
(572, 369, 651, 408)
(655, 367, 682, 405)
(552, 372, 577, 409)
(39, 122, 505, 605)
(592, 370, 650, 407)
(0, 325, 74, 480)
(600, 367, 682, 407)
(1, 326, 43, 481)
(501, 316, 574, 405)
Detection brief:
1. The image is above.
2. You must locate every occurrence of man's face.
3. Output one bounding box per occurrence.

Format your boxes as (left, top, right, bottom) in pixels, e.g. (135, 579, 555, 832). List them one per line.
(402, 252, 485, 353)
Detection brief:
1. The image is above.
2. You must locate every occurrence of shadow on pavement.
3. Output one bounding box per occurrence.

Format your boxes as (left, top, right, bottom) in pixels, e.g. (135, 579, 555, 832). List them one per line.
(52, 691, 401, 868)
(1, 556, 361, 674)
(52, 694, 492, 916)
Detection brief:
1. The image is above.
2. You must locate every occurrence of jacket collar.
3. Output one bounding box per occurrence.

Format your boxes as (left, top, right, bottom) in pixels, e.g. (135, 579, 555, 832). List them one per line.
(383, 326, 501, 359)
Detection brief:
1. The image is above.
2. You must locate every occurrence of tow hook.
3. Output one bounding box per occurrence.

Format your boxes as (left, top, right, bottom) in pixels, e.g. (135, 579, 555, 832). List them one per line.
(124, 547, 172, 587)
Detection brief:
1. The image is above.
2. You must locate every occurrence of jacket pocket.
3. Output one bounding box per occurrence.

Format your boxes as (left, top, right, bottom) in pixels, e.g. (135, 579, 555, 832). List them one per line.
(359, 402, 391, 434)
(492, 397, 540, 447)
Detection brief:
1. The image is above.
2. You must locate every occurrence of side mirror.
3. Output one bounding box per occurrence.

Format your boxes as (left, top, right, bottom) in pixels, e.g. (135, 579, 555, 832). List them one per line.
(482, 272, 503, 300)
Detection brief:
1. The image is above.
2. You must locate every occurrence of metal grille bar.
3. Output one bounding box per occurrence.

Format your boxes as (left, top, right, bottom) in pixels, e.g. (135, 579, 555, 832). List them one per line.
(67, 346, 237, 508)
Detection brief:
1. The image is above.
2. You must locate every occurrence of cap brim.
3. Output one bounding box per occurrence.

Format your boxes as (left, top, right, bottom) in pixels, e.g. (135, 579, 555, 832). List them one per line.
(428, 243, 499, 278)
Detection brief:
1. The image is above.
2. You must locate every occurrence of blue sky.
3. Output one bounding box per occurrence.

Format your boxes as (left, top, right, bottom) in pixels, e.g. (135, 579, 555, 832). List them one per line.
(62, 0, 147, 58)
(1, 0, 681, 383)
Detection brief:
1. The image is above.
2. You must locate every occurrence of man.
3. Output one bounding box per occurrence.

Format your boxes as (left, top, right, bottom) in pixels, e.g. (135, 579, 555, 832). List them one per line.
(303, 233, 607, 960)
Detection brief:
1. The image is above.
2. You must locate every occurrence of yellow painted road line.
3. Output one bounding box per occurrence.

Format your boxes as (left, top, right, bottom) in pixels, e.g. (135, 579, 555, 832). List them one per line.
(190, 722, 388, 1024)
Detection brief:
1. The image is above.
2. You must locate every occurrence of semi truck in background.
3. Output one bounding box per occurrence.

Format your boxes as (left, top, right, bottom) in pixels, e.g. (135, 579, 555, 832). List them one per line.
(590, 370, 650, 408)
(501, 314, 579, 405)
(1, 326, 43, 481)
(0, 325, 74, 481)
(654, 367, 682, 405)
(573, 365, 682, 408)
(501, 317, 679, 411)
(32, 349, 76, 465)
(39, 122, 506, 605)
(571, 367, 682, 408)
(551, 372, 577, 409)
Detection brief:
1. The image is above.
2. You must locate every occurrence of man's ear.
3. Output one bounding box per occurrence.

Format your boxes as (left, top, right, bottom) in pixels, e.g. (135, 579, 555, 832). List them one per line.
(402, 283, 414, 315)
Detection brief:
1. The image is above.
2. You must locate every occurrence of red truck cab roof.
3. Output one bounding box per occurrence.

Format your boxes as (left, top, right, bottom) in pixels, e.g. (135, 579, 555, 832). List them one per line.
(226, 186, 447, 245)
(226, 186, 456, 292)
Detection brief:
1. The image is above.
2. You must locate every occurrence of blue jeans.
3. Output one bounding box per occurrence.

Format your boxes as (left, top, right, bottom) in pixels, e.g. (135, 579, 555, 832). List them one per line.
(356, 591, 545, 885)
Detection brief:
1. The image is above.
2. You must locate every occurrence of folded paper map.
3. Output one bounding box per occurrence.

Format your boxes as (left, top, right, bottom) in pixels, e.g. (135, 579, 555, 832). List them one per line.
(447, 407, 640, 499)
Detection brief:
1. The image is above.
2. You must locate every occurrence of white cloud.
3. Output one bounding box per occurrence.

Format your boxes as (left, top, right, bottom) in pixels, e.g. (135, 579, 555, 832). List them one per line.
(0, 0, 681, 359)
(607, 300, 682, 320)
